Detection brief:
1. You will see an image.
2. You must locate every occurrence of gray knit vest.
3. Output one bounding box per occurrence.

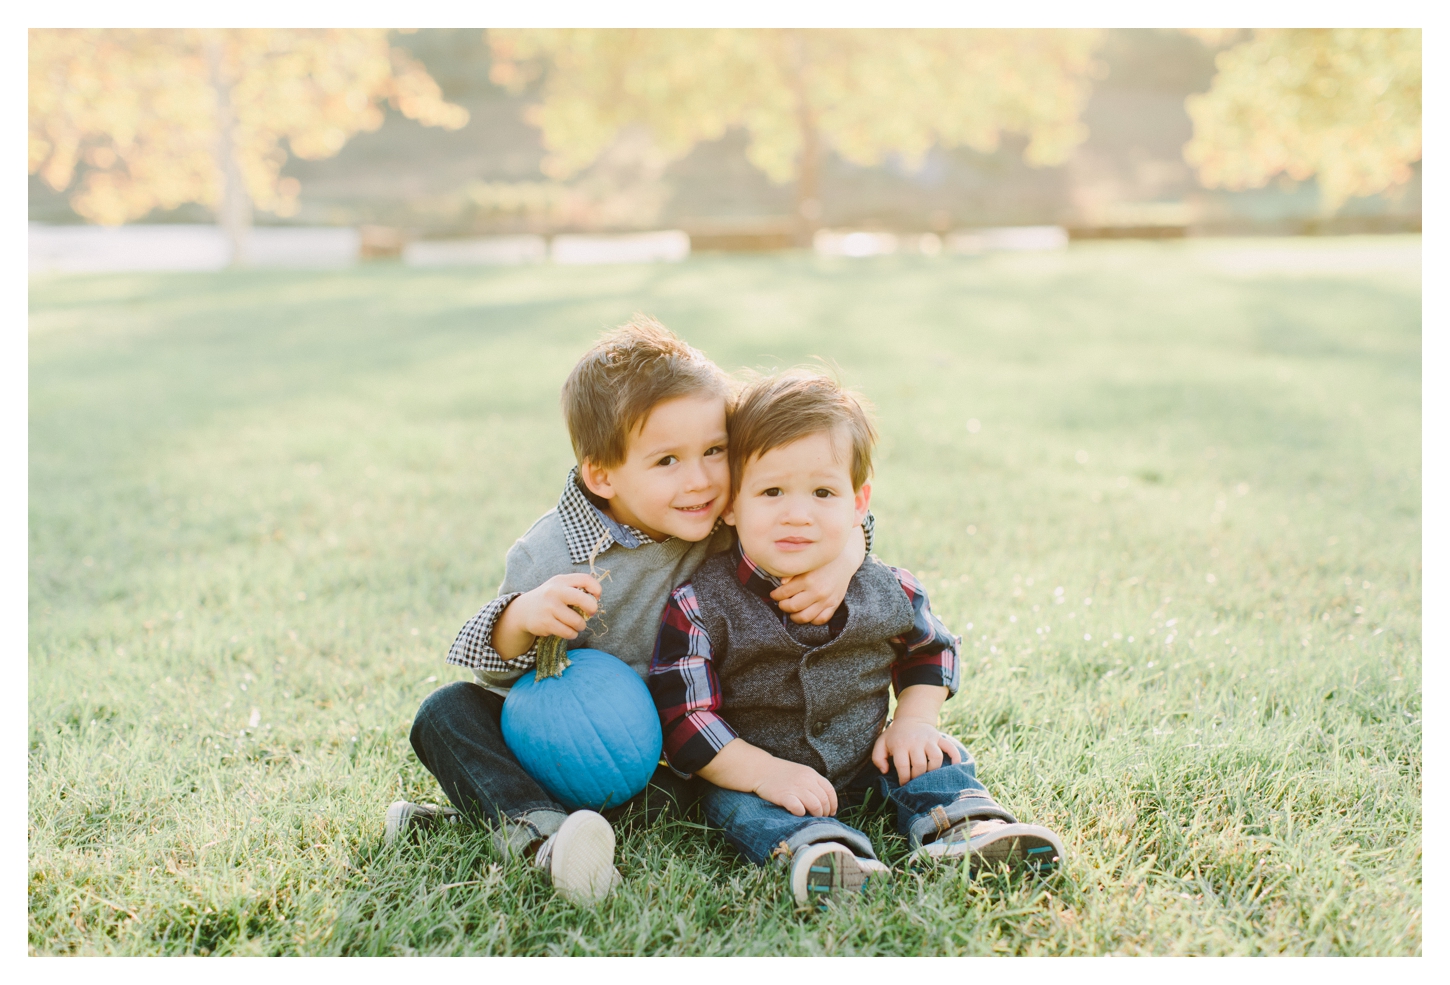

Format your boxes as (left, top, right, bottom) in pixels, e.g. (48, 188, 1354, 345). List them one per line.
(691, 552, 917, 787)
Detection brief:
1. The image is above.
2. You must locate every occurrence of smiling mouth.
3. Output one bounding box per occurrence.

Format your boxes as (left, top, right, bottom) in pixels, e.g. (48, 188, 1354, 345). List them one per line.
(674, 499, 714, 515)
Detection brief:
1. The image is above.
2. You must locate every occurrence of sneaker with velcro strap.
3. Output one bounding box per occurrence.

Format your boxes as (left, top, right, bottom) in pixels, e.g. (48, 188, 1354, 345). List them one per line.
(911, 817, 1065, 874)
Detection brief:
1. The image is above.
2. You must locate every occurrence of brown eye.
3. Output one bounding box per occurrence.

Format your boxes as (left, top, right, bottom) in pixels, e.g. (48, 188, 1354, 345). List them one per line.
(814, 488, 833, 498)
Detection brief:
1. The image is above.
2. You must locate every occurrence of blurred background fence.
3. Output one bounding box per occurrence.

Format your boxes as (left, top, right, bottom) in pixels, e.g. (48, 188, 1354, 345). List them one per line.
(29, 28, 1421, 271)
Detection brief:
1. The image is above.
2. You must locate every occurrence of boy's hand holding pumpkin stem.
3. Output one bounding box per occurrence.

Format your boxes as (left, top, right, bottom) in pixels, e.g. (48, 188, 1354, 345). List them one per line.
(534, 534, 612, 678)
(492, 534, 611, 669)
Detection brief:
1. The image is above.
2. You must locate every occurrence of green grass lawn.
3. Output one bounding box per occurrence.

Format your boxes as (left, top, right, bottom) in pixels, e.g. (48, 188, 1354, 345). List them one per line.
(28, 238, 1421, 955)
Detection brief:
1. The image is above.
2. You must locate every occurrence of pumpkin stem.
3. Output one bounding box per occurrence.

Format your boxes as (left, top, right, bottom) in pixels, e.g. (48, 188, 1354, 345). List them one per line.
(535, 635, 571, 679)
(534, 603, 584, 679)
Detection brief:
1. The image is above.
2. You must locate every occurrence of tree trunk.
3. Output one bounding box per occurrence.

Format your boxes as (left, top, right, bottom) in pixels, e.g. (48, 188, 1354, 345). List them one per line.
(205, 38, 252, 267)
(784, 31, 821, 248)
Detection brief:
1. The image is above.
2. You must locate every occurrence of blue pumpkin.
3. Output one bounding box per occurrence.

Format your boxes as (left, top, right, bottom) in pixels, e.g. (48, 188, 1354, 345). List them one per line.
(501, 640, 664, 812)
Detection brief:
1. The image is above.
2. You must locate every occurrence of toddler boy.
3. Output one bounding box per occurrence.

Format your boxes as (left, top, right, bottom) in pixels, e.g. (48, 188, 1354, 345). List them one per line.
(649, 372, 1065, 906)
(390, 318, 870, 905)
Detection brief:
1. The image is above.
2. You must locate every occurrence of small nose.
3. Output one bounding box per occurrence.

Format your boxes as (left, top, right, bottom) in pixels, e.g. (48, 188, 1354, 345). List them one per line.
(682, 457, 711, 491)
(781, 495, 813, 524)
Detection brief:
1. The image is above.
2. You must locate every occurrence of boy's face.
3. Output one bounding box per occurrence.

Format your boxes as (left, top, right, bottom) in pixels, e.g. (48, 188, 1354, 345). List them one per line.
(579, 393, 729, 543)
(723, 427, 871, 579)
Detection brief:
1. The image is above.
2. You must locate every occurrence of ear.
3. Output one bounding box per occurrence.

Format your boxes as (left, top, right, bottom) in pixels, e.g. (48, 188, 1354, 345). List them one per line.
(853, 482, 872, 526)
(722, 496, 737, 527)
(578, 459, 616, 501)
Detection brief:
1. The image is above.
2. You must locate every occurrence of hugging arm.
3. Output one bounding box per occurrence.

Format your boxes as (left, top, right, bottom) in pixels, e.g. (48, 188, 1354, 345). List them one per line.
(770, 512, 874, 625)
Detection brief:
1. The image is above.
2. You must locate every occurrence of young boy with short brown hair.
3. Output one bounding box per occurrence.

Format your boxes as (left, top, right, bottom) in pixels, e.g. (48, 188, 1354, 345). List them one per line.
(649, 371, 1065, 906)
(391, 318, 871, 905)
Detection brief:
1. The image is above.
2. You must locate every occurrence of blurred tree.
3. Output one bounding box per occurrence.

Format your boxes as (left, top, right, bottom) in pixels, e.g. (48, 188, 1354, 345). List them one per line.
(1184, 29, 1421, 212)
(29, 29, 468, 263)
(487, 29, 1104, 242)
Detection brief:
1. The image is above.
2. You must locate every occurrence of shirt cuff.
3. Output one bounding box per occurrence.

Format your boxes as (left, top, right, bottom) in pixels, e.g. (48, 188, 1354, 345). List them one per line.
(446, 592, 540, 673)
(662, 710, 738, 778)
(893, 664, 957, 694)
(892, 643, 961, 697)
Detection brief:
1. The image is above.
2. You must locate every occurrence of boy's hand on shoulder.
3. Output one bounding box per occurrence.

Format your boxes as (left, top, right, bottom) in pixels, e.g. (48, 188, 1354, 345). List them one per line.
(771, 523, 867, 625)
(872, 717, 962, 786)
(754, 758, 839, 818)
(512, 573, 602, 640)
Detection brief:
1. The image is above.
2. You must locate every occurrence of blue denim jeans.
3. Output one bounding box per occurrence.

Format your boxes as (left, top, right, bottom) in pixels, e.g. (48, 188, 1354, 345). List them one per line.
(701, 736, 1016, 866)
(410, 681, 698, 852)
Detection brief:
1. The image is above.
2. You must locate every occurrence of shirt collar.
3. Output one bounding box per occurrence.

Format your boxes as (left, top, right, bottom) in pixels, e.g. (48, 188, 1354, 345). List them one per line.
(733, 541, 785, 603)
(556, 466, 659, 564)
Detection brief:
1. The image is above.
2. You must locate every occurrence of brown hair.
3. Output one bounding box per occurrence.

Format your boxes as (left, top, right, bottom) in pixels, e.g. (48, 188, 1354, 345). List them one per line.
(728, 371, 877, 496)
(561, 315, 732, 468)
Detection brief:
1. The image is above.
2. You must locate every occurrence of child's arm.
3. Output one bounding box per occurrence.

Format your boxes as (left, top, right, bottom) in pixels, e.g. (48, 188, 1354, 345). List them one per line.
(871, 565, 965, 784)
(770, 512, 873, 625)
(490, 573, 603, 660)
(698, 739, 838, 818)
(649, 583, 838, 818)
(870, 685, 962, 785)
(445, 538, 600, 675)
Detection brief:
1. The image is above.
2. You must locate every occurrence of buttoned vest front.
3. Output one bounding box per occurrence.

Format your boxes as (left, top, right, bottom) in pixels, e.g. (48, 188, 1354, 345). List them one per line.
(691, 553, 918, 787)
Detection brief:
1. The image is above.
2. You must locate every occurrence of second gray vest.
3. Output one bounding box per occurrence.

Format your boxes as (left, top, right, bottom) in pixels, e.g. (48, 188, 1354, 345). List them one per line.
(691, 552, 918, 787)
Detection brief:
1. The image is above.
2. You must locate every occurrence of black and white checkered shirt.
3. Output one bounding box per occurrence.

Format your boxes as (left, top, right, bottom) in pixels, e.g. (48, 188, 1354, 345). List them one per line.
(445, 467, 678, 674)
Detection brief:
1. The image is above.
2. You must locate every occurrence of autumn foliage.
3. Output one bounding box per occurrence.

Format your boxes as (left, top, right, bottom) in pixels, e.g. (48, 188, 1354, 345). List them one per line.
(29, 28, 1423, 237)
(488, 29, 1104, 234)
(1184, 29, 1421, 211)
(29, 29, 468, 229)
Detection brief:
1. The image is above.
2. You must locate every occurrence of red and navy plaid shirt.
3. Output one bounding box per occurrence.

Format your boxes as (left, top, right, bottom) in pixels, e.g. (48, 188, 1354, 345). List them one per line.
(648, 544, 961, 777)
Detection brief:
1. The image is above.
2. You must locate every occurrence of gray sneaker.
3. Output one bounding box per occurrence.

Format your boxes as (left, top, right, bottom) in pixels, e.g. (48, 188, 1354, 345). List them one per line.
(789, 841, 892, 908)
(384, 800, 460, 844)
(911, 818, 1065, 874)
(532, 810, 622, 906)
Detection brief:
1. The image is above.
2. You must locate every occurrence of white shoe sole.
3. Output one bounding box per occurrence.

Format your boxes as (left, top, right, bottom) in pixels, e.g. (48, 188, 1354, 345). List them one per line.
(549, 810, 620, 905)
(790, 842, 890, 906)
(914, 822, 1065, 873)
(384, 801, 411, 844)
(384, 801, 458, 845)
